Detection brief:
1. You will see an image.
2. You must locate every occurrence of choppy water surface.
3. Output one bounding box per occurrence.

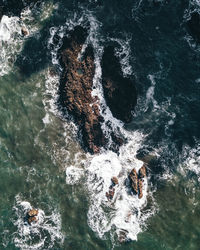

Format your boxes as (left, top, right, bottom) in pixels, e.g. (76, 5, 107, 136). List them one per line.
(0, 0, 200, 249)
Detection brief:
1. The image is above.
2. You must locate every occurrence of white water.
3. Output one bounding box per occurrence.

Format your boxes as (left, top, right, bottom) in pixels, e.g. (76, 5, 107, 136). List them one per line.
(12, 195, 64, 250)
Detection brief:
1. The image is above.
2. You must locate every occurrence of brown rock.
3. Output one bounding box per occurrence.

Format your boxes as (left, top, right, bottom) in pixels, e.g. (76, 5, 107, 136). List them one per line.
(129, 168, 138, 194)
(28, 209, 38, 217)
(139, 165, 146, 178)
(21, 27, 29, 36)
(59, 26, 105, 153)
(138, 179, 143, 199)
(28, 216, 38, 225)
(101, 46, 137, 123)
(111, 177, 118, 185)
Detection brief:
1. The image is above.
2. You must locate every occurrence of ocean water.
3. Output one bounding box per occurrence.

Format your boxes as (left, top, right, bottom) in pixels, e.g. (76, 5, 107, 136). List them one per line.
(0, 0, 200, 249)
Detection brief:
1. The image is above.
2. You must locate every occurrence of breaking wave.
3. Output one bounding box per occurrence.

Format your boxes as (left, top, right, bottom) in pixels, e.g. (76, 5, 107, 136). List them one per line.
(12, 195, 64, 250)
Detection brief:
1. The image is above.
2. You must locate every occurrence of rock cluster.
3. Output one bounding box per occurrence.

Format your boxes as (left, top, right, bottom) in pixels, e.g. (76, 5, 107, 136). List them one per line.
(129, 165, 146, 199)
(59, 26, 137, 153)
(26, 209, 38, 225)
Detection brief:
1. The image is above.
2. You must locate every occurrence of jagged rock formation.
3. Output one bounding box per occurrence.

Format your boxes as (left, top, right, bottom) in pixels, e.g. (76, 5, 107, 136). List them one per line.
(129, 165, 146, 199)
(59, 26, 105, 153)
(186, 12, 200, 43)
(101, 46, 137, 123)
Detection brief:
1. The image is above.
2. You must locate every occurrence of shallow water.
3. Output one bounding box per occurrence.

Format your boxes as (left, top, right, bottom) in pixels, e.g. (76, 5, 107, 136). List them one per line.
(0, 0, 200, 249)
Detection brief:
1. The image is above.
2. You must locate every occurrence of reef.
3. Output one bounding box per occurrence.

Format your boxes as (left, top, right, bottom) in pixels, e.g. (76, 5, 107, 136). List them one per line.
(58, 26, 137, 153)
(58, 26, 105, 153)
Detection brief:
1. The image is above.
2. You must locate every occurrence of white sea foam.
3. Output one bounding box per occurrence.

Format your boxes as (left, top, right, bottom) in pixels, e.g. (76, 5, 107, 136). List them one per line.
(0, 15, 22, 76)
(13, 195, 64, 250)
(180, 143, 200, 181)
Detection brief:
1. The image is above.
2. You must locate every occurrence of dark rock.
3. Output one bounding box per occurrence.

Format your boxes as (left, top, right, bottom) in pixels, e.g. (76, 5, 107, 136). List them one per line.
(186, 12, 200, 43)
(59, 26, 105, 153)
(139, 165, 146, 178)
(106, 187, 115, 200)
(138, 165, 147, 199)
(129, 168, 138, 194)
(101, 46, 137, 123)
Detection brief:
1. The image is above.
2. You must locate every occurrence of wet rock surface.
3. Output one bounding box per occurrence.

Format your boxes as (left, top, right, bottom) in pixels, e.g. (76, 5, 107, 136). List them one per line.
(186, 12, 200, 43)
(26, 209, 38, 225)
(129, 165, 147, 199)
(101, 46, 137, 123)
(58, 26, 105, 153)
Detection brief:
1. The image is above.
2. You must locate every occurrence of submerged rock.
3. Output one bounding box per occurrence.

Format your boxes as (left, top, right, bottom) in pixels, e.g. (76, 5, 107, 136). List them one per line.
(186, 12, 200, 43)
(101, 46, 137, 123)
(59, 26, 105, 153)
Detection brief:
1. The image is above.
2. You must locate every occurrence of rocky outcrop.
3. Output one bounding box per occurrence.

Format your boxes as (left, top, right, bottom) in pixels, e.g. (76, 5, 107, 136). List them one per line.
(129, 165, 146, 199)
(59, 26, 105, 153)
(101, 46, 137, 123)
(186, 12, 200, 43)
(59, 26, 137, 153)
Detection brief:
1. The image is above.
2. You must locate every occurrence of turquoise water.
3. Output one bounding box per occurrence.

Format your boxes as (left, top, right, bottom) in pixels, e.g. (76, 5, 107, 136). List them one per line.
(1, 0, 200, 249)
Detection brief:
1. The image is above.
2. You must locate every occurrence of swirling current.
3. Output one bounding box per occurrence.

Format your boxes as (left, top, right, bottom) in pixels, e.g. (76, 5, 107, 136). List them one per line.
(0, 0, 200, 249)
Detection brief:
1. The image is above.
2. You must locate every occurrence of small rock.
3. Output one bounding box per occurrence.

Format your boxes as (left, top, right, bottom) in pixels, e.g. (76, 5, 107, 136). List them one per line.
(118, 230, 128, 243)
(106, 187, 115, 200)
(21, 27, 29, 36)
(111, 177, 118, 185)
(28, 209, 38, 217)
